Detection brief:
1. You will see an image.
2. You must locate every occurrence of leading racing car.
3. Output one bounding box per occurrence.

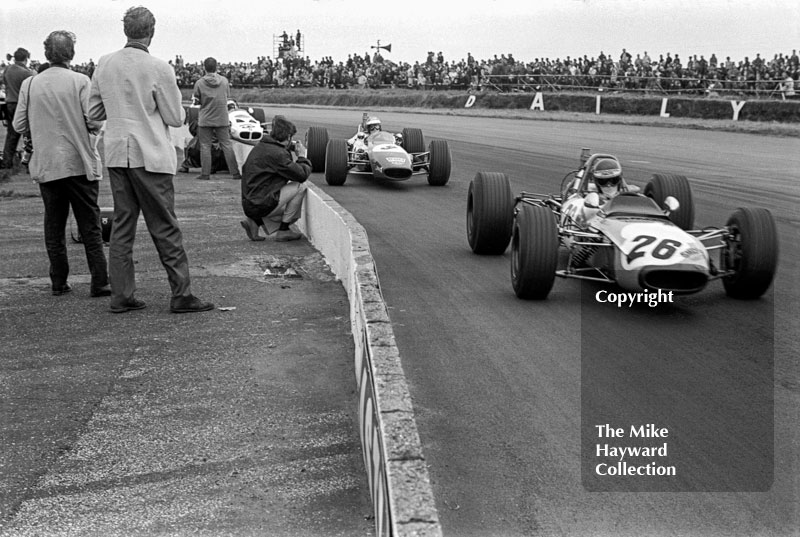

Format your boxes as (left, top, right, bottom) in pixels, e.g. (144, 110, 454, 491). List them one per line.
(304, 114, 451, 186)
(466, 149, 779, 300)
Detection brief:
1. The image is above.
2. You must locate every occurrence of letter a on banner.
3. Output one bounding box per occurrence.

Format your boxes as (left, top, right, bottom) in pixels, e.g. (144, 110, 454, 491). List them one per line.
(530, 92, 544, 111)
(731, 100, 746, 121)
(660, 98, 670, 118)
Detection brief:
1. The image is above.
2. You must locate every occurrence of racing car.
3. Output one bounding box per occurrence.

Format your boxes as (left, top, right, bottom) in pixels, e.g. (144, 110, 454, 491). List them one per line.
(304, 115, 451, 186)
(466, 149, 779, 300)
(184, 99, 269, 146)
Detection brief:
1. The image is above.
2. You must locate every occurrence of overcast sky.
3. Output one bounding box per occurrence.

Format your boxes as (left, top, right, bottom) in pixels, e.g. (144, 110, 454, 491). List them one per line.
(2, 0, 798, 66)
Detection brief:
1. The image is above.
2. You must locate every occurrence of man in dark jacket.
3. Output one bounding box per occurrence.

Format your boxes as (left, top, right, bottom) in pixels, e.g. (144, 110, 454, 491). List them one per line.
(3, 48, 34, 168)
(192, 56, 241, 181)
(240, 115, 311, 242)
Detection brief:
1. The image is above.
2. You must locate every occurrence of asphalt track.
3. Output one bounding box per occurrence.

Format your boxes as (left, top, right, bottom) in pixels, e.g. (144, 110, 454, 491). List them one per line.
(271, 107, 798, 537)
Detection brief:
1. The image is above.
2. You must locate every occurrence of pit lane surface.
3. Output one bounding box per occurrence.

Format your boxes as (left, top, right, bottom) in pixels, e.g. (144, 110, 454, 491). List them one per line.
(271, 107, 798, 536)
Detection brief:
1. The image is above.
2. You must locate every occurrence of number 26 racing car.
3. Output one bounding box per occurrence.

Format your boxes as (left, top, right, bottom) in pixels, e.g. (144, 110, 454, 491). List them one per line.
(304, 114, 452, 186)
(466, 149, 779, 300)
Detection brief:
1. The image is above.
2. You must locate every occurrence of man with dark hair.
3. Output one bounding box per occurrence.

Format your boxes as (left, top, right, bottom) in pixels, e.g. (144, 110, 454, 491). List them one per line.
(13, 31, 109, 298)
(192, 56, 241, 181)
(240, 115, 311, 242)
(3, 47, 34, 168)
(88, 6, 213, 314)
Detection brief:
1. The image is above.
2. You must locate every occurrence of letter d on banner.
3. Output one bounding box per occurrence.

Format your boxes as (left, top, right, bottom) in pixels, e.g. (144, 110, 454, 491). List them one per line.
(530, 92, 544, 111)
(465, 95, 476, 108)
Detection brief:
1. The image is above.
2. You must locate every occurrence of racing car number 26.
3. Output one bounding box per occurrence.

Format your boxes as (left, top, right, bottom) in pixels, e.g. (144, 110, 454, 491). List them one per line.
(620, 223, 705, 270)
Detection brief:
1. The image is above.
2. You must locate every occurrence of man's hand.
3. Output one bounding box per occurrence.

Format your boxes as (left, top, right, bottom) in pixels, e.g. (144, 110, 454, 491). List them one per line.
(292, 140, 307, 158)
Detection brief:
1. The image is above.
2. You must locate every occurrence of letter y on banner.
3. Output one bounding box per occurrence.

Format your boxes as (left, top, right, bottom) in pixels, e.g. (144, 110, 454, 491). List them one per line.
(731, 100, 746, 121)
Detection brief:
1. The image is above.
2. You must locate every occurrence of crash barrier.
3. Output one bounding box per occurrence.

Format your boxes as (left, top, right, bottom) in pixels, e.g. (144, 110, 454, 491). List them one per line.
(296, 184, 442, 537)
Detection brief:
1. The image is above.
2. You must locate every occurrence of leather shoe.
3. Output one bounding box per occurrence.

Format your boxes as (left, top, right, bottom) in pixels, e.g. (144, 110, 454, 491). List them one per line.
(52, 283, 72, 296)
(178, 166, 189, 173)
(240, 219, 265, 241)
(90, 284, 112, 297)
(275, 229, 302, 242)
(170, 295, 214, 314)
(195, 175, 210, 181)
(109, 298, 147, 313)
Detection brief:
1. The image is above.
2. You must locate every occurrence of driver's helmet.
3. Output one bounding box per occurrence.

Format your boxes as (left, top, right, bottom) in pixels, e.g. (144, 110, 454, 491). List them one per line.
(365, 116, 382, 134)
(591, 158, 622, 197)
(226, 100, 237, 111)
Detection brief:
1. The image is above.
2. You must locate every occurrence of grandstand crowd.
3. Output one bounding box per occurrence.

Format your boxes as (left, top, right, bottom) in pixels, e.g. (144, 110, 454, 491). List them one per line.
(3, 47, 799, 97)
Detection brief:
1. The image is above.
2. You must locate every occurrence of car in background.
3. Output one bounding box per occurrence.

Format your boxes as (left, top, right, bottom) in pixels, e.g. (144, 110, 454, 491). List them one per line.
(304, 115, 451, 186)
(184, 99, 269, 146)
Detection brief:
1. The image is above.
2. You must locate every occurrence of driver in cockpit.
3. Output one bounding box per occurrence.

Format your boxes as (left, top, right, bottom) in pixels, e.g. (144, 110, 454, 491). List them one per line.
(349, 115, 383, 156)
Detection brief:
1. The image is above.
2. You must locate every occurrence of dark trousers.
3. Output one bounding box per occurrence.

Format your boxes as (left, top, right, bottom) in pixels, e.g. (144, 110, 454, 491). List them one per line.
(198, 126, 241, 178)
(38, 175, 109, 290)
(3, 102, 21, 168)
(107, 167, 192, 304)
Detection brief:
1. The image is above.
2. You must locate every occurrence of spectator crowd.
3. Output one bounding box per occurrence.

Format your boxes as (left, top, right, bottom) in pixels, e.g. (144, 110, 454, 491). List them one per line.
(3, 46, 799, 97)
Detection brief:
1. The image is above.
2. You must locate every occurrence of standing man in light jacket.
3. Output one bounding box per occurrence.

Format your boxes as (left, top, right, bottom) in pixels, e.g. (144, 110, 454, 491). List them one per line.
(13, 30, 109, 298)
(192, 57, 241, 181)
(88, 6, 213, 314)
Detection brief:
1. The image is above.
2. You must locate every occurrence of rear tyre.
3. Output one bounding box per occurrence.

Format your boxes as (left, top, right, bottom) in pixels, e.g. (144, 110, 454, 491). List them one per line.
(306, 126, 329, 172)
(248, 107, 267, 124)
(644, 173, 695, 230)
(511, 204, 559, 299)
(402, 128, 425, 154)
(722, 207, 779, 299)
(324, 139, 349, 186)
(466, 172, 514, 255)
(427, 140, 451, 186)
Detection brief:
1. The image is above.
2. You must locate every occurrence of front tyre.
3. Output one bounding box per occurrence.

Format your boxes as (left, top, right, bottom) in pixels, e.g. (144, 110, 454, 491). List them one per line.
(511, 204, 559, 299)
(466, 172, 513, 255)
(722, 207, 778, 299)
(644, 173, 695, 230)
(306, 126, 329, 172)
(324, 139, 349, 186)
(427, 140, 451, 186)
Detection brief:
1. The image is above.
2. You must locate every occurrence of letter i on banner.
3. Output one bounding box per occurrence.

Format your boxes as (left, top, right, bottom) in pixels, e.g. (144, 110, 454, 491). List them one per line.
(596, 95, 602, 115)
(530, 92, 544, 111)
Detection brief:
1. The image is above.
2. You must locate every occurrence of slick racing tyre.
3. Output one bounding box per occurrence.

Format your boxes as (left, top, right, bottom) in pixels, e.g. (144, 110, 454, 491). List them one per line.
(401, 128, 425, 154)
(427, 139, 451, 186)
(722, 207, 778, 299)
(247, 107, 267, 124)
(306, 126, 329, 173)
(324, 139, 349, 186)
(466, 172, 514, 255)
(644, 173, 695, 230)
(511, 204, 559, 299)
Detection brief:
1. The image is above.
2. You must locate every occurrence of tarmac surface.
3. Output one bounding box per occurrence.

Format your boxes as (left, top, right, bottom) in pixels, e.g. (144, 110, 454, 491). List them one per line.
(0, 164, 375, 536)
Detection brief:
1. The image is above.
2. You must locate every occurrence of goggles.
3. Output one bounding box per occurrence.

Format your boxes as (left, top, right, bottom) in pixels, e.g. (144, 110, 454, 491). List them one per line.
(595, 175, 621, 187)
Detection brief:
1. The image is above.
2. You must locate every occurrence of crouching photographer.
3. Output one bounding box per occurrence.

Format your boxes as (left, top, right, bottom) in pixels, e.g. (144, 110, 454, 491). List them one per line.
(240, 115, 311, 242)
